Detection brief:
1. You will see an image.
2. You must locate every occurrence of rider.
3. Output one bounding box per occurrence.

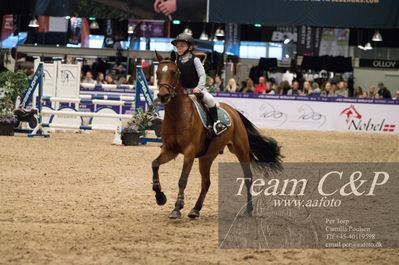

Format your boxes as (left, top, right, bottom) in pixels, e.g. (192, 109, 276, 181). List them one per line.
(171, 33, 227, 135)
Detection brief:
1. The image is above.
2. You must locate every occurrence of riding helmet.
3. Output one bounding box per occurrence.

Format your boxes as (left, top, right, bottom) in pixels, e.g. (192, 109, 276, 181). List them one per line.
(171, 33, 195, 46)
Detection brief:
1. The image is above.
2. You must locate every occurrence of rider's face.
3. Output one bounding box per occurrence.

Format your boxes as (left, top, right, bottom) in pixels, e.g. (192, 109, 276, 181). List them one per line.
(176, 41, 189, 56)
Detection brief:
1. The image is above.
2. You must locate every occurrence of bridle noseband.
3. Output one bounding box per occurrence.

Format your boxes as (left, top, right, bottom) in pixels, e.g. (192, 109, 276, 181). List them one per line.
(158, 59, 180, 99)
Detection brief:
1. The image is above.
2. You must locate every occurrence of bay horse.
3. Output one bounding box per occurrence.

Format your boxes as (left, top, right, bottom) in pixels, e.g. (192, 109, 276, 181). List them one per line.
(152, 51, 282, 219)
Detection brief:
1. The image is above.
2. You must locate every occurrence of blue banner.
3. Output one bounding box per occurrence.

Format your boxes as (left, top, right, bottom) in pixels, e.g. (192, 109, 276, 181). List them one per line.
(135, 67, 158, 114)
(20, 64, 42, 108)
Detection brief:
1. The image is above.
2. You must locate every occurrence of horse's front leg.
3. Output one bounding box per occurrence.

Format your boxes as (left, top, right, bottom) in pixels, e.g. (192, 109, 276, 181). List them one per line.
(169, 153, 195, 219)
(152, 147, 177, 205)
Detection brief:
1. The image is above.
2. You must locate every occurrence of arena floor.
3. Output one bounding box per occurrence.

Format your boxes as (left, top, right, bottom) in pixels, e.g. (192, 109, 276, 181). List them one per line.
(1, 129, 398, 265)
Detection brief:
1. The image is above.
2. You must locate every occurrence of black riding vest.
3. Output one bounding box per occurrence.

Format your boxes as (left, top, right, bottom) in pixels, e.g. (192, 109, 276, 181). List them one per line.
(177, 55, 199, 89)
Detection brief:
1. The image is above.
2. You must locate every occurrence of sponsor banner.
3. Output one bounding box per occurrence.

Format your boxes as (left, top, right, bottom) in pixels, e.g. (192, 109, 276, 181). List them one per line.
(297, 26, 322, 56)
(319, 28, 350, 57)
(219, 163, 399, 248)
(224, 23, 240, 56)
(1, 14, 13, 41)
(359, 59, 399, 69)
(128, 20, 164, 38)
(209, 0, 399, 28)
(212, 93, 399, 134)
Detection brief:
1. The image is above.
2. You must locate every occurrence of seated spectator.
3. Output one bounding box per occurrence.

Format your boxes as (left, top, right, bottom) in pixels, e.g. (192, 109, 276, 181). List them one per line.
(287, 81, 301, 95)
(362, 91, 369, 98)
(225, 78, 237, 92)
(96, 72, 105, 84)
(277, 80, 290, 95)
(241, 78, 255, 93)
(106, 74, 115, 84)
(328, 83, 338, 97)
(266, 80, 275, 94)
(353, 86, 363, 98)
(255, 76, 267, 94)
(301, 81, 312, 95)
(83, 71, 95, 84)
(118, 77, 127, 84)
(320, 81, 331, 97)
(393, 91, 399, 100)
(215, 75, 224, 92)
(312, 82, 321, 96)
(206, 76, 216, 91)
(374, 92, 381, 99)
(335, 81, 348, 97)
(377, 82, 392, 99)
(368, 86, 376, 98)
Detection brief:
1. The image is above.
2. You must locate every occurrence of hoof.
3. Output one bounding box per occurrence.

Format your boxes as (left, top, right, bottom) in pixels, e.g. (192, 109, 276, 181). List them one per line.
(155, 192, 167, 206)
(169, 209, 181, 219)
(188, 209, 200, 219)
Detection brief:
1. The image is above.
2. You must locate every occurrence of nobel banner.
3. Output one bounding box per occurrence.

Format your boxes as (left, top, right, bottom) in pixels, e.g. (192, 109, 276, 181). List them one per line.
(209, 0, 399, 28)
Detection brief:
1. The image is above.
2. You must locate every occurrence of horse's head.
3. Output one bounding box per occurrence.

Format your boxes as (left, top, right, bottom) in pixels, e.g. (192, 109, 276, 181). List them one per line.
(155, 51, 180, 104)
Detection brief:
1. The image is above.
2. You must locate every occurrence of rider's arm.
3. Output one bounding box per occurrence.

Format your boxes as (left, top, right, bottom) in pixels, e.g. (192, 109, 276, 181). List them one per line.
(193, 57, 206, 92)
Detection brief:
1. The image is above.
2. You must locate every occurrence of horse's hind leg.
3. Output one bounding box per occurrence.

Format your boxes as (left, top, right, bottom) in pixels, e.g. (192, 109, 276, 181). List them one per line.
(232, 143, 253, 216)
(188, 154, 217, 219)
(152, 148, 177, 206)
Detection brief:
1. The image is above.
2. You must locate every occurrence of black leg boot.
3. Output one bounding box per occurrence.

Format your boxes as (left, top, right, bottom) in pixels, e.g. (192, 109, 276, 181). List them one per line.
(209, 106, 227, 135)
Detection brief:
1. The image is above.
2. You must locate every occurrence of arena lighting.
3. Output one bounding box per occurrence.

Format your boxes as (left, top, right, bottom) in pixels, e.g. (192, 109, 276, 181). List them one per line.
(89, 17, 96, 21)
(183, 25, 192, 36)
(364, 42, 373, 50)
(254, 24, 261, 27)
(372, 31, 383, 42)
(90, 20, 99, 30)
(28, 17, 39, 28)
(200, 31, 208, 40)
(127, 25, 134, 34)
(172, 20, 181, 25)
(65, 16, 71, 19)
(357, 45, 366, 51)
(215, 26, 224, 37)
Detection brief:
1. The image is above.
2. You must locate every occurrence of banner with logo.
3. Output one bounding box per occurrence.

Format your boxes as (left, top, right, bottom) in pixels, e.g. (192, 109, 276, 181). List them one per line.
(224, 23, 240, 56)
(212, 93, 399, 134)
(359, 59, 399, 69)
(1, 14, 13, 41)
(209, 0, 399, 28)
(319, 28, 350, 57)
(297, 26, 322, 56)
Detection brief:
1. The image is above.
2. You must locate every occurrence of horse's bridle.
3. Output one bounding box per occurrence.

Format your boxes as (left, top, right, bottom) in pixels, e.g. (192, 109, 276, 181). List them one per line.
(158, 59, 180, 99)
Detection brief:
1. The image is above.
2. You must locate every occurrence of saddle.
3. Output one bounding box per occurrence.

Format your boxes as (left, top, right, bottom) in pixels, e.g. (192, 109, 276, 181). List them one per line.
(189, 94, 232, 158)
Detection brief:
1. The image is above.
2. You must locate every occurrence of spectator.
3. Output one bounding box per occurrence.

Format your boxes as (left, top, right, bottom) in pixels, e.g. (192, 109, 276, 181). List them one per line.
(277, 80, 290, 95)
(215, 75, 224, 92)
(118, 77, 127, 84)
(206, 76, 216, 91)
(393, 91, 399, 100)
(287, 81, 301, 95)
(224, 78, 237, 92)
(302, 81, 312, 95)
(374, 92, 381, 99)
(362, 91, 369, 98)
(368, 86, 376, 98)
(265, 80, 274, 94)
(320, 81, 331, 97)
(83, 71, 95, 84)
(239, 80, 247, 92)
(335, 81, 348, 97)
(241, 78, 255, 93)
(312, 82, 321, 96)
(377, 82, 392, 99)
(353, 86, 363, 98)
(106, 74, 115, 84)
(96, 72, 105, 84)
(149, 75, 155, 86)
(329, 83, 338, 97)
(255, 76, 267, 94)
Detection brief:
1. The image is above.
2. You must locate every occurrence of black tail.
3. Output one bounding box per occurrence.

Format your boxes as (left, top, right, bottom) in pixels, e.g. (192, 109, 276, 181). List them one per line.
(237, 111, 283, 171)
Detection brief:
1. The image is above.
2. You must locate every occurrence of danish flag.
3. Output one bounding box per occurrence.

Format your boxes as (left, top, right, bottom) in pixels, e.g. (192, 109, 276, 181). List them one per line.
(383, 124, 396, 132)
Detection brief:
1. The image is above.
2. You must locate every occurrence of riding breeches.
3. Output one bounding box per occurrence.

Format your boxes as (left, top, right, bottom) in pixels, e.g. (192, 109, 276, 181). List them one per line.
(201, 91, 216, 108)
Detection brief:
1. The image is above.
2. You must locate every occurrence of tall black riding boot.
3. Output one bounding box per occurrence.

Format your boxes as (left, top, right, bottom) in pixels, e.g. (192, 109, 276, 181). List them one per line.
(209, 106, 227, 135)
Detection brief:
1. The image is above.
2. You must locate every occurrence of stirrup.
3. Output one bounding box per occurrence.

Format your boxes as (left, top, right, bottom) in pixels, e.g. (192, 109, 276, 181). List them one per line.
(213, 120, 227, 135)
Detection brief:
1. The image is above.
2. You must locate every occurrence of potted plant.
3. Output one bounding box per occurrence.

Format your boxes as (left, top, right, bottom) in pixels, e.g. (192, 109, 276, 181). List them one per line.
(120, 101, 159, 145)
(0, 70, 28, 136)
